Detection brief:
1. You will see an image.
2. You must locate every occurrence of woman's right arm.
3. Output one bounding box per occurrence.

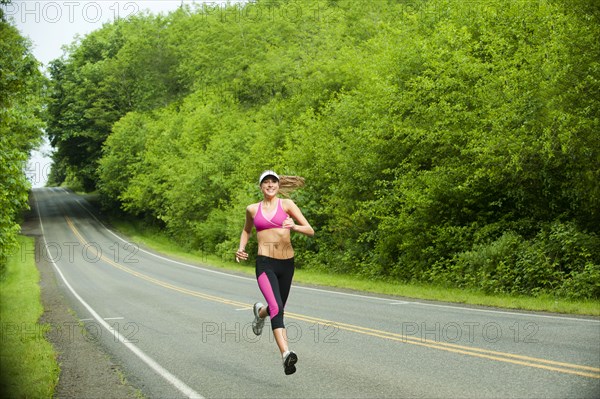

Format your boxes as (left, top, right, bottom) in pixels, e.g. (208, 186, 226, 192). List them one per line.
(236, 205, 254, 262)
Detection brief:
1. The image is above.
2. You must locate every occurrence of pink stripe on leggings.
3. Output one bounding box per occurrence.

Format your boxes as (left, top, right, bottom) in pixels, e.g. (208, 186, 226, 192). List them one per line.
(257, 272, 279, 319)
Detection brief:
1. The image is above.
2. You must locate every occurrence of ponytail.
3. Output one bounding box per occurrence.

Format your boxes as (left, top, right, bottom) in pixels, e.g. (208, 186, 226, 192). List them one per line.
(278, 175, 305, 196)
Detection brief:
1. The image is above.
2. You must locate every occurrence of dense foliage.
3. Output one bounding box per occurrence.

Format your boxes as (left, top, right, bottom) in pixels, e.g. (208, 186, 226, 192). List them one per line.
(46, 0, 600, 299)
(0, 6, 46, 272)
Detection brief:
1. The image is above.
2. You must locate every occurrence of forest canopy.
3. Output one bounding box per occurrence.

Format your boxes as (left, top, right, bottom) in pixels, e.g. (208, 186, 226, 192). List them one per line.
(45, 0, 600, 299)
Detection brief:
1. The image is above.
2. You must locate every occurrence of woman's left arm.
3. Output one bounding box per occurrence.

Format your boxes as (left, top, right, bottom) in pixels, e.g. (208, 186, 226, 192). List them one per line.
(283, 199, 314, 237)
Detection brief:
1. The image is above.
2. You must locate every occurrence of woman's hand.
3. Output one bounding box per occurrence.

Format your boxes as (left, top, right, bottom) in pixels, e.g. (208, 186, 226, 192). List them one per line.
(282, 216, 296, 231)
(235, 248, 248, 262)
(282, 200, 314, 237)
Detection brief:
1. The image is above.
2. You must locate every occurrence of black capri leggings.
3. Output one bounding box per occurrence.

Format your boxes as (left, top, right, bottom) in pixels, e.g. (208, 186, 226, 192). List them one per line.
(255, 255, 295, 330)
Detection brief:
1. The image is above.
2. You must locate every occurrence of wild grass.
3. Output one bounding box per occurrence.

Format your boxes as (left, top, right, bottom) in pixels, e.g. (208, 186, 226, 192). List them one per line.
(0, 235, 59, 398)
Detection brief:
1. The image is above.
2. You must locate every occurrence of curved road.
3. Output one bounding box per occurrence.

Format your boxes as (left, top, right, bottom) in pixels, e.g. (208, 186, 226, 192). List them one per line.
(32, 187, 599, 398)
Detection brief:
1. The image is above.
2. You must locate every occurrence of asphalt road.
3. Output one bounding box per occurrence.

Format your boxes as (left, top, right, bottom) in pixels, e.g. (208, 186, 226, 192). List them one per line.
(32, 187, 600, 398)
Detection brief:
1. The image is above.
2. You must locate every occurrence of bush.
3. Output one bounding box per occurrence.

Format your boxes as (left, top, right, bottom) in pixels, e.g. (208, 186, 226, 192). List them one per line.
(429, 223, 600, 299)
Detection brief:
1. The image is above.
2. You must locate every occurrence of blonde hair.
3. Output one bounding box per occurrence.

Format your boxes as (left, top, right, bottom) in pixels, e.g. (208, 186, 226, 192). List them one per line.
(278, 175, 305, 196)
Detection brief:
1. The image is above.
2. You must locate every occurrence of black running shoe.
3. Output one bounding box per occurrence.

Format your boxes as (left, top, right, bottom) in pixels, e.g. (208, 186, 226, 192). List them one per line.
(283, 350, 298, 375)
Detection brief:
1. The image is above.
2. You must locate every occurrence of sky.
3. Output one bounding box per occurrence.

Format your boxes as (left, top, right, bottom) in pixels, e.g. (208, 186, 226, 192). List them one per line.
(2, 1, 208, 187)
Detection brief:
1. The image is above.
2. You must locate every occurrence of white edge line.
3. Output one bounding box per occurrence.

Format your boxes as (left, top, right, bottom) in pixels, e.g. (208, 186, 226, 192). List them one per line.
(81, 317, 125, 321)
(35, 190, 204, 399)
(69, 188, 600, 324)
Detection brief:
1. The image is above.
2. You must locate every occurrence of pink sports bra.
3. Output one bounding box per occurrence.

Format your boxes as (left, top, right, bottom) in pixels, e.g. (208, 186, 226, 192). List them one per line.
(254, 199, 288, 232)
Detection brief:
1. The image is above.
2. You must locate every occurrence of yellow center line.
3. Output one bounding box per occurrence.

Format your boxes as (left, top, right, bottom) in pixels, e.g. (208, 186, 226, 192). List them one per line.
(285, 312, 599, 378)
(63, 215, 600, 379)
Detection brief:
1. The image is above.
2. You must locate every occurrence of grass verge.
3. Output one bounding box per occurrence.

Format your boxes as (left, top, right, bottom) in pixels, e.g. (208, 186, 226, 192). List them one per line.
(111, 218, 600, 317)
(0, 235, 60, 398)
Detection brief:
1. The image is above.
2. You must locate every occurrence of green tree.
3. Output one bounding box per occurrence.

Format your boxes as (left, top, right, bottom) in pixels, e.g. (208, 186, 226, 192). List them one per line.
(0, 17, 46, 270)
(46, 13, 185, 191)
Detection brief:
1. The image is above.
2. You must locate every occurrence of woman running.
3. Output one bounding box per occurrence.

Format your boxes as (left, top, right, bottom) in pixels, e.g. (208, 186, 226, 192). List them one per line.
(235, 170, 314, 375)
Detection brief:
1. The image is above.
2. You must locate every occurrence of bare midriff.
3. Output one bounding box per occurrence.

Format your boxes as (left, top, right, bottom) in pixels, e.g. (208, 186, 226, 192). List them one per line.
(257, 228, 294, 259)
